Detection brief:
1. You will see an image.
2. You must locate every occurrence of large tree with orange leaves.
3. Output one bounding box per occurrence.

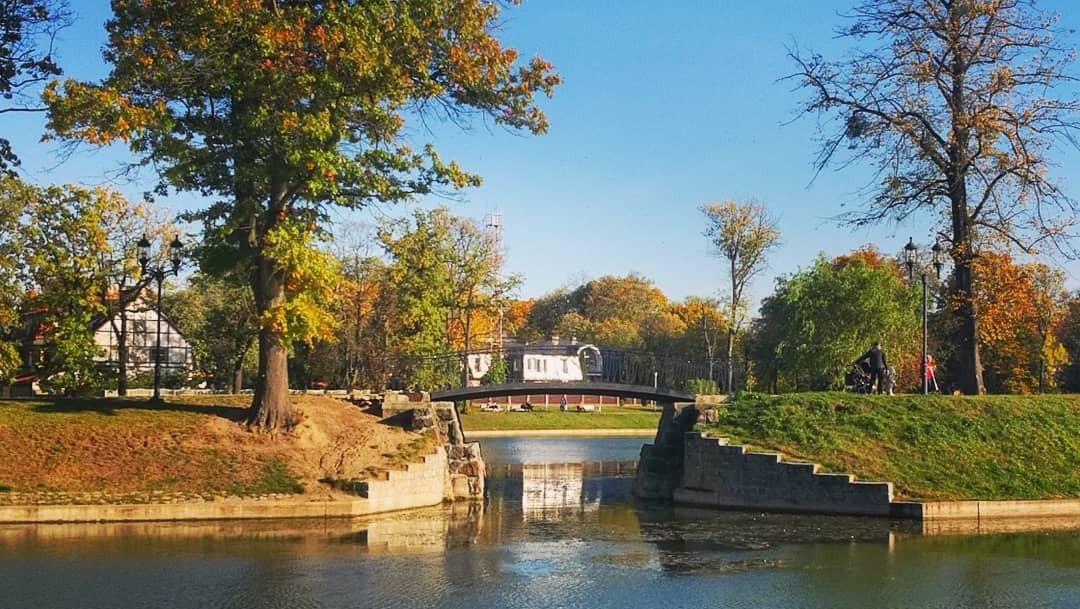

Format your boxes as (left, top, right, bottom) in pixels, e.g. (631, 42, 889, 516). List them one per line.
(792, 0, 1080, 395)
(44, 0, 558, 428)
(968, 251, 1066, 393)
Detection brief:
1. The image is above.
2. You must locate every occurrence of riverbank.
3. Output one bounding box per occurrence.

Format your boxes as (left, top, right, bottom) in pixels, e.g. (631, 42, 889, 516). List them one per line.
(467, 428, 655, 438)
(0, 395, 433, 511)
(707, 392, 1080, 501)
(459, 404, 662, 432)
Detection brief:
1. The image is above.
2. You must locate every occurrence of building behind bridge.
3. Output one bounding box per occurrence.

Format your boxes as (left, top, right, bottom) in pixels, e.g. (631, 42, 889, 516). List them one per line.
(465, 337, 631, 410)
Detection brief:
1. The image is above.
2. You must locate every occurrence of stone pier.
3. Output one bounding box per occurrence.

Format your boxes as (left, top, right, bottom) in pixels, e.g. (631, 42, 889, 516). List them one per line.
(380, 391, 486, 502)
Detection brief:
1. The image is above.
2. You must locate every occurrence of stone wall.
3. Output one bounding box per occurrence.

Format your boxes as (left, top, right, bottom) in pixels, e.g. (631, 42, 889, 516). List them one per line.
(632, 402, 699, 500)
(673, 433, 894, 517)
(359, 447, 450, 513)
(380, 391, 485, 503)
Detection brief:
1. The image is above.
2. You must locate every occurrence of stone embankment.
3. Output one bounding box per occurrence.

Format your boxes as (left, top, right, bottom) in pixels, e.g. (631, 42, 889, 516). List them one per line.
(0, 392, 484, 524)
(634, 402, 1080, 527)
(675, 433, 894, 516)
(379, 391, 486, 501)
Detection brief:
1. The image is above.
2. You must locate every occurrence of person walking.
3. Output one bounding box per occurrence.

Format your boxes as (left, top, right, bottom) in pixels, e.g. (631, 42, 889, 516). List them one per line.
(853, 342, 889, 395)
(925, 354, 940, 392)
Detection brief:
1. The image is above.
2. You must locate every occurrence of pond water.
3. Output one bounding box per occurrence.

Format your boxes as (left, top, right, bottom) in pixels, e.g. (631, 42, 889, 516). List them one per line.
(2, 436, 1079, 609)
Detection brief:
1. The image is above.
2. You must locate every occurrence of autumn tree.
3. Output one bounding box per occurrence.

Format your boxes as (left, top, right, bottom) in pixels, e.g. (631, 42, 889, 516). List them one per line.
(0, 177, 155, 393)
(45, 1, 558, 428)
(323, 226, 390, 391)
(521, 274, 673, 351)
(791, 0, 1080, 394)
(702, 199, 780, 394)
(0, 0, 69, 173)
(965, 251, 1066, 393)
(1056, 294, 1080, 392)
(672, 296, 727, 383)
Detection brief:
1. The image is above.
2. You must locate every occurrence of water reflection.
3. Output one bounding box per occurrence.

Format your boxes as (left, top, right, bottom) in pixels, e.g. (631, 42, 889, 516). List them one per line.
(3, 437, 1080, 609)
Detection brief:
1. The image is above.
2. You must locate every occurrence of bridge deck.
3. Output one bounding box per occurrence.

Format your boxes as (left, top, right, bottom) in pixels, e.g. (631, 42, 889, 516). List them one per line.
(430, 382, 694, 404)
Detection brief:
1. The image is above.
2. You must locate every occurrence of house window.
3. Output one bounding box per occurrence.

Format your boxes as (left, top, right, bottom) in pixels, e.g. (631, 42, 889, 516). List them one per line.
(562, 360, 568, 374)
(148, 347, 167, 364)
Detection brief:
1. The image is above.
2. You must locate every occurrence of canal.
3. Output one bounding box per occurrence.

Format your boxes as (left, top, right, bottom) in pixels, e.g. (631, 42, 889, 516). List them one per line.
(2, 436, 1080, 609)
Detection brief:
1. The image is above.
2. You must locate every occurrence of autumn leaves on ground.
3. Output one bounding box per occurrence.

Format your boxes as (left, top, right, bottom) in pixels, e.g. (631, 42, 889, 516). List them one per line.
(0, 395, 429, 503)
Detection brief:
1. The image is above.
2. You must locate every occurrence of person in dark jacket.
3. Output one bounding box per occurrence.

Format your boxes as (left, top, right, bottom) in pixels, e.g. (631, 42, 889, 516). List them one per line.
(853, 342, 889, 395)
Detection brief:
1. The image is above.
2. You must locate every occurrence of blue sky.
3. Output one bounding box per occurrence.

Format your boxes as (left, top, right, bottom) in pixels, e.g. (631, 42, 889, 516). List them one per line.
(5, 0, 1080, 309)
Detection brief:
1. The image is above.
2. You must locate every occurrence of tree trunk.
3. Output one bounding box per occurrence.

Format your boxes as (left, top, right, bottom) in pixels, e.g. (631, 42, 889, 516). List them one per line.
(232, 359, 243, 394)
(460, 296, 473, 387)
(952, 257, 985, 394)
(725, 327, 735, 394)
(946, 34, 985, 396)
(247, 254, 294, 429)
(117, 308, 128, 396)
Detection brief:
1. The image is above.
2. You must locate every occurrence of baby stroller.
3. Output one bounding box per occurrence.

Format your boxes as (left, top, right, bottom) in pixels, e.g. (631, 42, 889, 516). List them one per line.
(845, 363, 874, 394)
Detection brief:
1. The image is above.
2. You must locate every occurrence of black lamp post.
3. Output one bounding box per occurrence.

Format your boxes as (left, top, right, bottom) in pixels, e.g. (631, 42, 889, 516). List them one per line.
(904, 237, 945, 394)
(137, 234, 184, 402)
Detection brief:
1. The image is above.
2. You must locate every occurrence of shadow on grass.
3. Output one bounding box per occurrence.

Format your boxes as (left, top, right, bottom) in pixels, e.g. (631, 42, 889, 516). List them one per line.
(27, 397, 248, 421)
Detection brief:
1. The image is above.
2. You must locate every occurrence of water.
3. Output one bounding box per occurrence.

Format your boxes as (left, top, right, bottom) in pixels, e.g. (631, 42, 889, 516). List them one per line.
(2, 436, 1080, 609)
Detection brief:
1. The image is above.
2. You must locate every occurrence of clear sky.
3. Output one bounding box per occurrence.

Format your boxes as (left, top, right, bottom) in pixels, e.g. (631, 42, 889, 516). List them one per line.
(5, 0, 1080, 309)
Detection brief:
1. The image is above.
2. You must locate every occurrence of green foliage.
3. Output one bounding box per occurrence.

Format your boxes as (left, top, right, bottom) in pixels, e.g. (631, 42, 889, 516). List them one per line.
(791, 1, 1080, 394)
(165, 273, 258, 392)
(522, 274, 675, 350)
(45, 0, 558, 423)
(711, 392, 1080, 500)
(229, 458, 304, 496)
(481, 354, 509, 385)
(0, 178, 155, 392)
(749, 250, 919, 392)
(377, 208, 518, 389)
(0, 341, 20, 383)
(0, 0, 68, 173)
(685, 378, 719, 395)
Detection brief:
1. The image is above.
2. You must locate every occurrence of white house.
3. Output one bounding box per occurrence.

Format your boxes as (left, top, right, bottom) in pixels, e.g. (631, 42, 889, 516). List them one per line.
(92, 295, 193, 380)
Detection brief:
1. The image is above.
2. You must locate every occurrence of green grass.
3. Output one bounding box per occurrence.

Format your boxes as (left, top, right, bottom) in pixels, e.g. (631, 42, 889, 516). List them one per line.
(228, 458, 305, 495)
(707, 392, 1080, 501)
(460, 404, 662, 431)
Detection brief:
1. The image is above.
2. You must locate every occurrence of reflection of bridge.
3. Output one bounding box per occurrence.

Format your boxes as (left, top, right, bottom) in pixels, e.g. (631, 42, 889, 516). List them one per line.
(431, 382, 694, 404)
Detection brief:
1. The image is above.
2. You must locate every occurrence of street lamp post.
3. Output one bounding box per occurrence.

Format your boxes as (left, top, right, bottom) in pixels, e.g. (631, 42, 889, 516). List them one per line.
(903, 237, 944, 395)
(137, 234, 184, 402)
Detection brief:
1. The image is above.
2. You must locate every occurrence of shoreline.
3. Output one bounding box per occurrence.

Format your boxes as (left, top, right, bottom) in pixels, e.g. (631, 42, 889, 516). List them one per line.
(464, 428, 656, 438)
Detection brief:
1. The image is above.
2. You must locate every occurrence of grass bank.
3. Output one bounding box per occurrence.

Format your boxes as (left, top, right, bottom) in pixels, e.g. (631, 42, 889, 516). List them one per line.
(0, 395, 422, 504)
(459, 404, 662, 432)
(708, 392, 1080, 501)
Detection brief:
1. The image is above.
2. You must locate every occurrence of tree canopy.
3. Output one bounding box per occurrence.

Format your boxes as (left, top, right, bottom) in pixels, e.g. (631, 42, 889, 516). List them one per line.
(45, 0, 558, 427)
(750, 248, 920, 392)
(0, 0, 69, 173)
(791, 0, 1080, 394)
(702, 199, 780, 393)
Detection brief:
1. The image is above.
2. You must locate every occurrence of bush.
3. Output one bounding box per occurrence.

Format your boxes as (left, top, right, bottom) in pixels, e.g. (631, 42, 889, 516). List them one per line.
(686, 378, 719, 394)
